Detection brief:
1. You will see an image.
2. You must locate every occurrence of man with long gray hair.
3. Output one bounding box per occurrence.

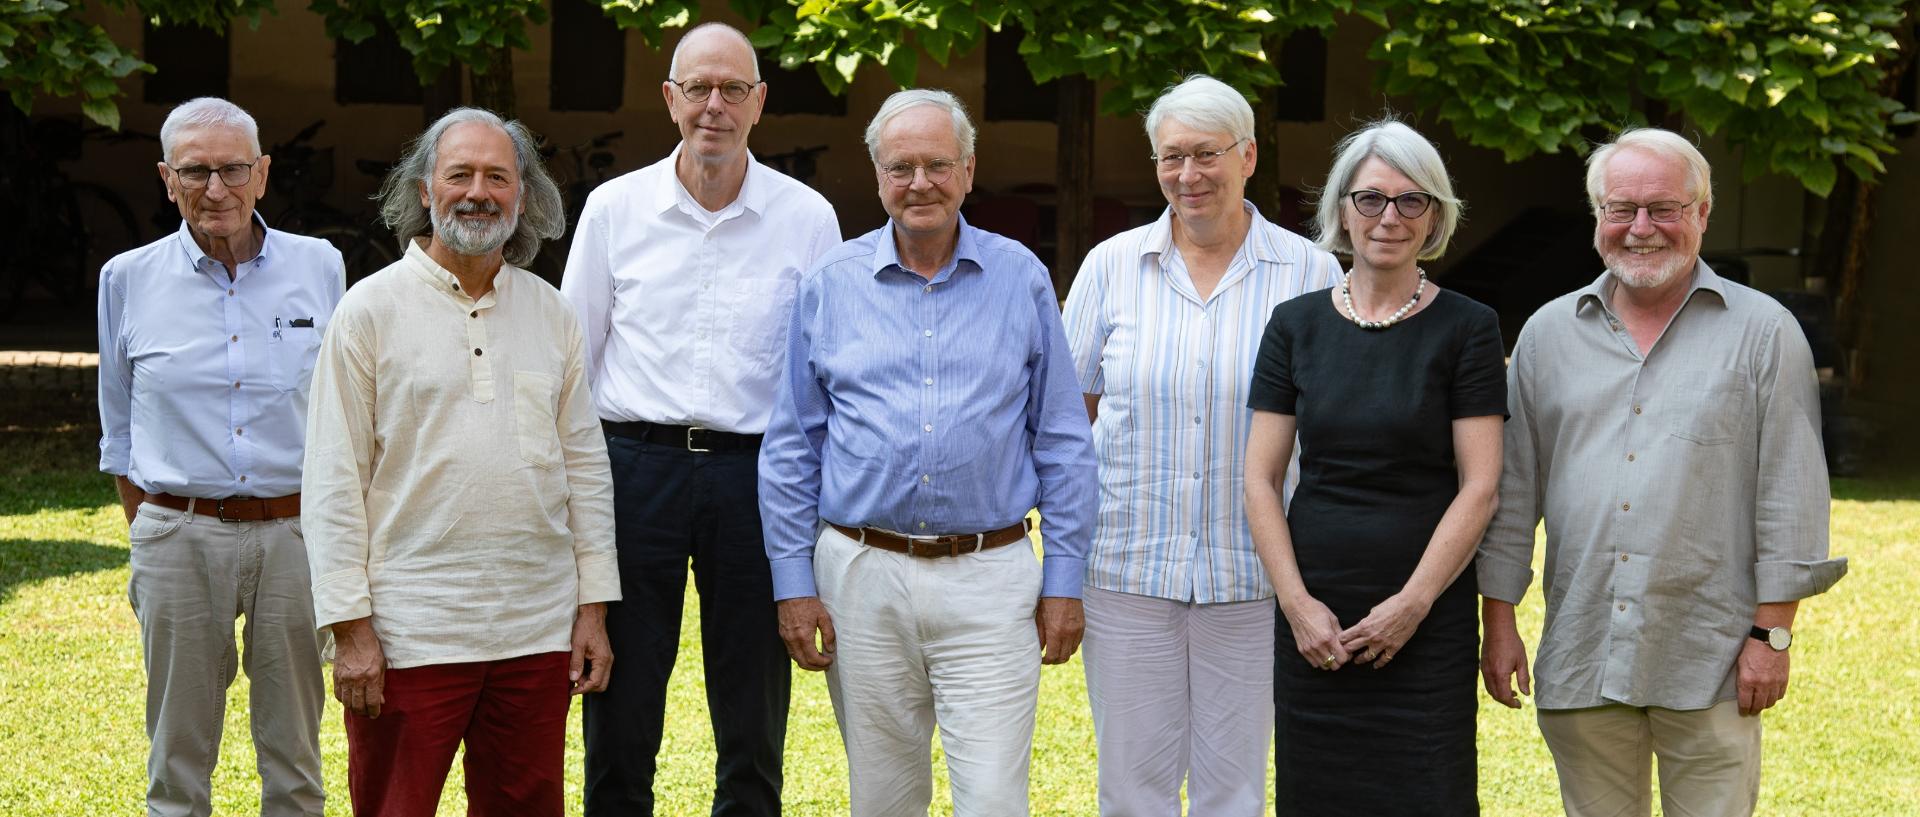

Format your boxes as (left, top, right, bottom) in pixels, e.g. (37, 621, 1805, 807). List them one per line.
(98, 95, 341, 817)
(301, 107, 619, 816)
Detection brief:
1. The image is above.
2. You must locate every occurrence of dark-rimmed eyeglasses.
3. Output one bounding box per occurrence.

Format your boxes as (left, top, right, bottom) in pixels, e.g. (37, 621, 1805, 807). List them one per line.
(1601, 199, 1694, 223)
(667, 78, 762, 105)
(879, 159, 959, 187)
(167, 159, 260, 190)
(1348, 189, 1434, 219)
(1150, 138, 1246, 172)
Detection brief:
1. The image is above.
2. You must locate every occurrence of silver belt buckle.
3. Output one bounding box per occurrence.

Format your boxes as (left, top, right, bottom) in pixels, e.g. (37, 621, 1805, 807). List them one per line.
(685, 426, 711, 453)
(215, 498, 239, 523)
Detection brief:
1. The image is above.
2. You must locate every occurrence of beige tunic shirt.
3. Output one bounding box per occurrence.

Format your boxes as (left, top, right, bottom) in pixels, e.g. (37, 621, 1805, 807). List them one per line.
(303, 241, 619, 669)
(1478, 263, 1846, 710)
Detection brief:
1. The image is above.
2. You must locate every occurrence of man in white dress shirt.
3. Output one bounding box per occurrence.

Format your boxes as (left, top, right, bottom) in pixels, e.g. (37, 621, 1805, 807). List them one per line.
(560, 22, 841, 817)
(98, 96, 343, 817)
(302, 107, 618, 817)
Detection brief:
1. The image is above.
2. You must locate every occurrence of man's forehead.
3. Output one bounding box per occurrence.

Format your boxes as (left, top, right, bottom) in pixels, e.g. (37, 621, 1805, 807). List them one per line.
(170, 126, 253, 159)
(434, 122, 517, 170)
(676, 31, 756, 77)
(877, 113, 960, 158)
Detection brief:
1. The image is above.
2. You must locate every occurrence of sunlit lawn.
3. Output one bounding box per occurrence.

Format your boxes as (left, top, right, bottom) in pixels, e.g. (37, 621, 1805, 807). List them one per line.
(2, 421, 1914, 815)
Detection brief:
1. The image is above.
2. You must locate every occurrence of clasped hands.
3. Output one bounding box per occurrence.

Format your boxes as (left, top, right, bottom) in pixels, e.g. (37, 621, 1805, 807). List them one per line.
(1284, 591, 1429, 672)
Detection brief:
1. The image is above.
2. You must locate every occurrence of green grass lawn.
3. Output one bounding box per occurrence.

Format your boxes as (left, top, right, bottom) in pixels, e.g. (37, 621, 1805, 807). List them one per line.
(2, 419, 1915, 815)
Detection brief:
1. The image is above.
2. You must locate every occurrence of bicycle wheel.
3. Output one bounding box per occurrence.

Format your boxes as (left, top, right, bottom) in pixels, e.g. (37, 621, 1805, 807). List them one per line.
(344, 233, 400, 286)
(67, 182, 142, 310)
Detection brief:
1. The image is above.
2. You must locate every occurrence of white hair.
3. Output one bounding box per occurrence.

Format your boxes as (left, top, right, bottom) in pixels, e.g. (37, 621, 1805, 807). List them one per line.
(1143, 75, 1255, 156)
(1313, 118, 1465, 260)
(158, 97, 260, 163)
(864, 89, 976, 161)
(375, 108, 565, 268)
(1585, 127, 1713, 213)
(667, 22, 761, 82)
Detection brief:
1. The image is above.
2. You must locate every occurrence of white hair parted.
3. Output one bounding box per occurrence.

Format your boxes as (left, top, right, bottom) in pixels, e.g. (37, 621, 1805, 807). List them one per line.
(863, 89, 976, 162)
(1585, 127, 1713, 214)
(375, 107, 565, 268)
(1313, 118, 1464, 261)
(1143, 75, 1255, 157)
(158, 97, 261, 163)
(668, 22, 761, 82)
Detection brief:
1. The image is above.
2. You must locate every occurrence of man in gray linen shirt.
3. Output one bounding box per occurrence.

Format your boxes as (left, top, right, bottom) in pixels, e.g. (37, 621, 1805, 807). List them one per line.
(1477, 127, 1847, 817)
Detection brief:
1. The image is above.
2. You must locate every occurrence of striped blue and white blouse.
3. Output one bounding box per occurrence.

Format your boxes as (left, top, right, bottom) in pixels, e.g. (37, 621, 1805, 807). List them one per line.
(1063, 203, 1342, 603)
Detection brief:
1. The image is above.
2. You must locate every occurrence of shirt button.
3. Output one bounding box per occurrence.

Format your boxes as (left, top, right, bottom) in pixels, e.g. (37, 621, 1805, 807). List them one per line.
(924, 377, 933, 386)
(924, 329, 933, 338)
(1621, 502, 1631, 511)
(1191, 471, 1200, 479)
(239, 475, 248, 483)
(235, 428, 244, 436)
(1617, 603, 1626, 612)
(1193, 417, 1201, 424)
(1633, 404, 1643, 415)
(1190, 531, 1198, 538)
(918, 522, 927, 530)
(1626, 453, 1636, 462)
(233, 381, 241, 389)
(1621, 554, 1630, 562)
(470, 311, 478, 318)
(227, 289, 235, 296)
(921, 474, 931, 483)
(474, 349, 484, 356)
(923, 423, 933, 432)
(230, 335, 238, 343)
(924, 286, 932, 293)
(452, 283, 460, 291)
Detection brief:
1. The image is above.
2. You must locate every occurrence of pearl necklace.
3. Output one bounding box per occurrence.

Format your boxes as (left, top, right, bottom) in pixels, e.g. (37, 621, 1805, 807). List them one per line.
(1341, 269, 1426, 330)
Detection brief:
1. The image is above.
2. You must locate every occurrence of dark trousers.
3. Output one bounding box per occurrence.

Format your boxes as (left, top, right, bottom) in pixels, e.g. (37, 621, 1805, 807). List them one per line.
(345, 651, 570, 817)
(584, 433, 790, 817)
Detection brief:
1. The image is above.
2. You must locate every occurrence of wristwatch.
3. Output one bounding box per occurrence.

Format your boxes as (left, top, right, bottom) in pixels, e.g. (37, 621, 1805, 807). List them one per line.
(1750, 625, 1792, 651)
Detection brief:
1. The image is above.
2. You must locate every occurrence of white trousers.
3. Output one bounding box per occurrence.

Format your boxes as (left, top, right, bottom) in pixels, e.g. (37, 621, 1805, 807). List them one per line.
(127, 501, 327, 817)
(1081, 586, 1274, 817)
(814, 525, 1043, 817)
(1538, 700, 1762, 817)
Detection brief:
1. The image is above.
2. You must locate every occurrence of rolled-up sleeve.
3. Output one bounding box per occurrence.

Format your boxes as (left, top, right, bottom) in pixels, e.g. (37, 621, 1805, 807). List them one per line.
(758, 272, 830, 600)
(301, 312, 378, 630)
(1028, 270, 1097, 599)
(1477, 325, 1540, 604)
(96, 260, 133, 476)
(557, 314, 620, 605)
(1751, 314, 1847, 602)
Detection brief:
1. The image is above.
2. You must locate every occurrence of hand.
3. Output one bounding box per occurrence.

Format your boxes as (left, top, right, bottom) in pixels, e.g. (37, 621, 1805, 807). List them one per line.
(1338, 591, 1430, 669)
(1736, 637, 1790, 715)
(570, 602, 613, 695)
(331, 617, 386, 718)
(777, 597, 836, 671)
(1480, 625, 1532, 708)
(1035, 597, 1085, 665)
(1281, 594, 1350, 671)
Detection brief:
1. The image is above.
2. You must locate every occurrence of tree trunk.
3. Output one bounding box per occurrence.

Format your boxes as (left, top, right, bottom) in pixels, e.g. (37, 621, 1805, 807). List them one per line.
(1249, 35, 1286, 224)
(468, 45, 517, 120)
(1054, 75, 1095, 297)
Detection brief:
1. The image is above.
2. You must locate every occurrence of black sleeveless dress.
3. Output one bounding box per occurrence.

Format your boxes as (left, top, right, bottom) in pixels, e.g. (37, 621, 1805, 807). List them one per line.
(1247, 287, 1507, 816)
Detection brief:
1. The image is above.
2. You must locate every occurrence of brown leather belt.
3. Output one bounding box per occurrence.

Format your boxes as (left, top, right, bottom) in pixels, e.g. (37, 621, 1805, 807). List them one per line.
(145, 491, 301, 522)
(829, 520, 1032, 559)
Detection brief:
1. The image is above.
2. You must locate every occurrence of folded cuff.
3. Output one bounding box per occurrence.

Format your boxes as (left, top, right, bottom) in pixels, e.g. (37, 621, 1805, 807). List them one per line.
(770, 556, 818, 601)
(1040, 555, 1086, 599)
(575, 551, 622, 605)
(1755, 556, 1848, 604)
(311, 568, 373, 631)
(1476, 553, 1534, 605)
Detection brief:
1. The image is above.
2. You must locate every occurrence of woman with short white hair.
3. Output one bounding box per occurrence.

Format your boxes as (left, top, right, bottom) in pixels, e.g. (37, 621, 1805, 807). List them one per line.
(1062, 75, 1343, 816)
(1244, 119, 1506, 813)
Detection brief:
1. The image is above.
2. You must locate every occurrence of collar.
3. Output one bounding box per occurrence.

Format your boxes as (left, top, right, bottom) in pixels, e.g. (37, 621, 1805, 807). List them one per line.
(172, 211, 273, 280)
(403, 237, 503, 308)
(870, 214, 983, 285)
(651, 143, 765, 218)
(1574, 259, 1727, 318)
(1139, 201, 1289, 268)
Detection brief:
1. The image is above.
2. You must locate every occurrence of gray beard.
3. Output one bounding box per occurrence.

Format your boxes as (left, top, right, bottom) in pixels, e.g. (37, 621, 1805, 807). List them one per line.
(431, 196, 517, 257)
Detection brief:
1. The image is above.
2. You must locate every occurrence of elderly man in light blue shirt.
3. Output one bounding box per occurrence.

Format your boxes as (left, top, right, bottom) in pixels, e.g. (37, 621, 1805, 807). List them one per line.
(97, 97, 343, 817)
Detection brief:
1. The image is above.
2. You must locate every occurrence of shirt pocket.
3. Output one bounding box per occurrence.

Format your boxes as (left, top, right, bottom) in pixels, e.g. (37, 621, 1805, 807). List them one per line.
(728, 277, 799, 368)
(513, 371, 563, 470)
(1668, 371, 1751, 446)
(269, 325, 323, 393)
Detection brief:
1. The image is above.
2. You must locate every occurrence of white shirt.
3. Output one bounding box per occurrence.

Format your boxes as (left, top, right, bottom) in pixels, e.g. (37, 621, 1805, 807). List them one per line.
(1063, 204, 1342, 603)
(98, 216, 345, 497)
(560, 146, 842, 434)
(302, 241, 620, 669)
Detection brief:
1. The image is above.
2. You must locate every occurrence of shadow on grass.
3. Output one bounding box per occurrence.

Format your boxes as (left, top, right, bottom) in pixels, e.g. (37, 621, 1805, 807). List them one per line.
(0, 538, 125, 604)
(0, 423, 114, 515)
(1832, 474, 1920, 503)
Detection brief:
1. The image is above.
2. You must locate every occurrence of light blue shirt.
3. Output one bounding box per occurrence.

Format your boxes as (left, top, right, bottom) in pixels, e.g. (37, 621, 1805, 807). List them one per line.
(1063, 204, 1343, 603)
(98, 216, 345, 497)
(758, 217, 1098, 600)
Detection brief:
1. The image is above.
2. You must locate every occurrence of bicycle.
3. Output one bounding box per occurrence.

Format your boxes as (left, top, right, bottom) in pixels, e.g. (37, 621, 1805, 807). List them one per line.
(527, 129, 623, 286)
(0, 116, 146, 318)
(267, 120, 399, 285)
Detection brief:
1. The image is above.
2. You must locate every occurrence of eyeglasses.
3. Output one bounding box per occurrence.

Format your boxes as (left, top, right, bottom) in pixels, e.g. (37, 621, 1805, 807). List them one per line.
(1601, 199, 1694, 223)
(667, 78, 762, 105)
(879, 159, 959, 187)
(1150, 138, 1245, 172)
(1348, 189, 1434, 219)
(168, 160, 260, 190)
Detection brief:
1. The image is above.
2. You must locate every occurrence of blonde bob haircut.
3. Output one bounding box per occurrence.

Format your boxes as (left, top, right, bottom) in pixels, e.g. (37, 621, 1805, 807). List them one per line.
(1312, 119, 1463, 261)
(1584, 127, 1713, 214)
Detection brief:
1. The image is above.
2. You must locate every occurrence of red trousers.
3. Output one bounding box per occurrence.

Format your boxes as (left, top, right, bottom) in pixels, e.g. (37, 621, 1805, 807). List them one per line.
(344, 651, 570, 817)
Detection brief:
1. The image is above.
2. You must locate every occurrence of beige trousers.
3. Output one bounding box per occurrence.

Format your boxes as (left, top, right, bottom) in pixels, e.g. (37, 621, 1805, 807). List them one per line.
(1537, 700, 1761, 817)
(127, 501, 326, 817)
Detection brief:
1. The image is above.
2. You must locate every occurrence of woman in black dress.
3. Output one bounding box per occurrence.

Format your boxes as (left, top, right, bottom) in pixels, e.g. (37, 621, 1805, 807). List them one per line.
(1243, 120, 1506, 815)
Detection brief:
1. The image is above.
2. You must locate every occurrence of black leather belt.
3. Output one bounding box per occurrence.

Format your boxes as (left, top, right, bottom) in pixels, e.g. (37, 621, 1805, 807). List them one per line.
(603, 420, 762, 453)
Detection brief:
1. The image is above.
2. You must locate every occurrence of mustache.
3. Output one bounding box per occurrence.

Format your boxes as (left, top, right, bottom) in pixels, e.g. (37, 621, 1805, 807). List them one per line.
(451, 199, 503, 216)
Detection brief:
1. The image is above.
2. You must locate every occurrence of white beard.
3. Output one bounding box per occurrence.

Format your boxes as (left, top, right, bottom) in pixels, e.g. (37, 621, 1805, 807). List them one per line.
(431, 194, 518, 257)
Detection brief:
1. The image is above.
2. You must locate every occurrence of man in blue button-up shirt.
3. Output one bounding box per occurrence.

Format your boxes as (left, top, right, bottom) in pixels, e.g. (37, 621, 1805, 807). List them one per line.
(97, 97, 343, 817)
(758, 89, 1096, 816)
